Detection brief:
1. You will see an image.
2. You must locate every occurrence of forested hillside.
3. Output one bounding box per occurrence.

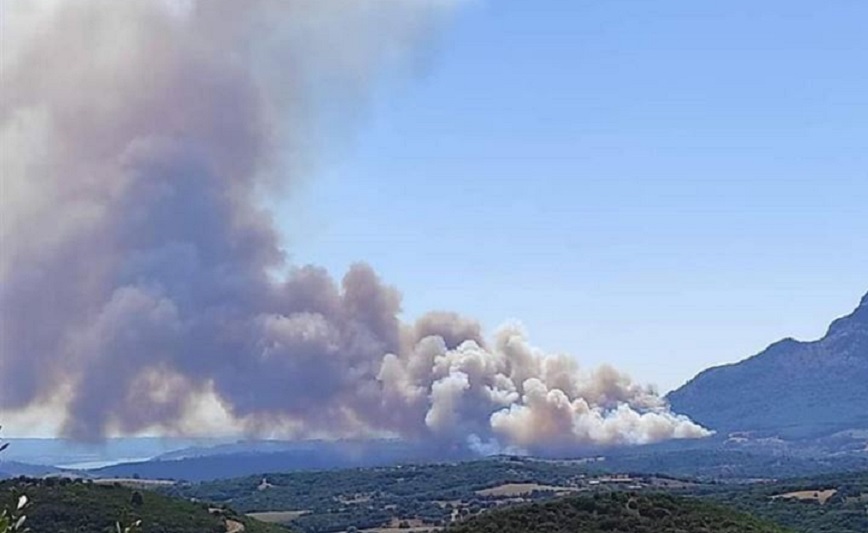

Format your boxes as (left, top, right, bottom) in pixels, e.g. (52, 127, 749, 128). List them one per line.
(688, 470, 868, 533)
(447, 492, 791, 533)
(166, 458, 698, 532)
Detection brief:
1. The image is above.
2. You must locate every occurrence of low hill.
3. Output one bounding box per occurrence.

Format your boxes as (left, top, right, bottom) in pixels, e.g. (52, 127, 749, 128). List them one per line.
(447, 492, 791, 533)
(167, 459, 587, 531)
(0, 461, 62, 479)
(597, 447, 868, 480)
(90, 440, 473, 482)
(166, 458, 705, 532)
(0, 478, 289, 533)
(668, 292, 868, 439)
(160, 458, 867, 532)
(687, 470, 868, 533)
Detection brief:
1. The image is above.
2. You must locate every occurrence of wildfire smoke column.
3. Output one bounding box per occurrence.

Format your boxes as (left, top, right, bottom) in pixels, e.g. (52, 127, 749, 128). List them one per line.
(0, 0, 710, 451)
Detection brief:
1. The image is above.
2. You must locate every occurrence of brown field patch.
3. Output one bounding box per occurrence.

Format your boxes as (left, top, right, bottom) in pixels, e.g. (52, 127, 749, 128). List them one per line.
(772, 489, 837, 505)
(225, 519, 245, 533)
(476, 483, 575, 497)
(362, 526, 443, 533)
(359, 517, 440, 533)
(93, 478, 175, 489)
(246, 510, 310, 523)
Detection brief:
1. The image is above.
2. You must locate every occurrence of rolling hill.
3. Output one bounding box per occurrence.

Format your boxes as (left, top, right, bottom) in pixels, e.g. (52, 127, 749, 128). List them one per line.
(446, 492, 792, 533)
(165, 455, 868, 532)
(89, 439, 473, 482)
(668, 292, 868, 439)
(691, 470, 868, 533)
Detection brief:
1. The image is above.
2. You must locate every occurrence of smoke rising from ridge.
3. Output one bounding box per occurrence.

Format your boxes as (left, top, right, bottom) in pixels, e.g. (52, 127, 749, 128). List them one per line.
(0, 0, 710, 451)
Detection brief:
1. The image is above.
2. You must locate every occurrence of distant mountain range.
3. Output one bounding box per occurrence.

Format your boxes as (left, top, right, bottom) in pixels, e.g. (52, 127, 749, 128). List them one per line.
(87, 439, 475, 482)
(0, 436, 227, 468)
(0, 438, 474, 482)
(0, 460, 62, 479)
(668, 292, 868, 439)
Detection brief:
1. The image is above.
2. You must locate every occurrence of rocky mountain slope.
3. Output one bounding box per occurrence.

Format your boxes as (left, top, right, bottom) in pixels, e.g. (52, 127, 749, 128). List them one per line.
(668, 292, 868, 439)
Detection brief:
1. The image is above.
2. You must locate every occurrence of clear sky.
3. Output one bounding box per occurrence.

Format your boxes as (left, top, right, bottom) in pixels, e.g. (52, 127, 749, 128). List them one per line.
(277, 0, 867, 393)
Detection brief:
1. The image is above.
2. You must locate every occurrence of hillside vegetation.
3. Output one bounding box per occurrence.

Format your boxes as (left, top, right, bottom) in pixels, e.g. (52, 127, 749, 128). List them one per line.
(690, 470, 868, 533)
(447, 492, 792, 533)
(167, 458, 694, 532)
(167, 457, 868, 533)
(0, 478, 289, 533)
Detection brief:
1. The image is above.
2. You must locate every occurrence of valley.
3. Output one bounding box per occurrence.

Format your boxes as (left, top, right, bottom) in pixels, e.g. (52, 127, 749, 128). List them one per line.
(157, 457, 868, 533)
(6, 459, 866, 532)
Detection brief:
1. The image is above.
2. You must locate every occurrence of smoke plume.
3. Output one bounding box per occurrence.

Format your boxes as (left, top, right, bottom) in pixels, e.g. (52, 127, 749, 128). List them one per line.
(0, 0, 710, 452)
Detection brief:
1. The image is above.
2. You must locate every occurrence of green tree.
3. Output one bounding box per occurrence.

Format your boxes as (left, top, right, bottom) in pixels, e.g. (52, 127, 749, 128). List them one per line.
(130, 491, 145, 507)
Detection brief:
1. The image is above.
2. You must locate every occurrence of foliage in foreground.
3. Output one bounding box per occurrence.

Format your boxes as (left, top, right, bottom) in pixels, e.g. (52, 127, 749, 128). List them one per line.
(0, 494, 28, 533)
(448, 492, 792, 533)
(0, 478, 289, 533)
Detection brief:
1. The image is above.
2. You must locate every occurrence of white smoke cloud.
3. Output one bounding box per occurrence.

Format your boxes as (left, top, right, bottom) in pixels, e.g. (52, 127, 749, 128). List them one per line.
(382, 324, 709, 452)
(0, 0, 711, 451)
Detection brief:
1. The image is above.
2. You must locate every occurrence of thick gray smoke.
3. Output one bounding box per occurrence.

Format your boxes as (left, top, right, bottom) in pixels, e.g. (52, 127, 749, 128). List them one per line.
(0, 0, 710, 451)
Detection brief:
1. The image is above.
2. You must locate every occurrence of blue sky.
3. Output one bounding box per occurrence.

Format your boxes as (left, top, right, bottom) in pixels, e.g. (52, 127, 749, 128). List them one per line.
(277, 0, 867, 393)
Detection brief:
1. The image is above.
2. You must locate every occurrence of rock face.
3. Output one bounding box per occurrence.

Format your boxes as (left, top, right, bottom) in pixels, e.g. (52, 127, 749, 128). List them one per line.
(667, 292, 868, 439)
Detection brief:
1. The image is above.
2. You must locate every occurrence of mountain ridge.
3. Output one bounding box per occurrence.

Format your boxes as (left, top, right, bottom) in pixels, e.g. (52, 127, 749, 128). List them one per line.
(667, 291, 868, 439)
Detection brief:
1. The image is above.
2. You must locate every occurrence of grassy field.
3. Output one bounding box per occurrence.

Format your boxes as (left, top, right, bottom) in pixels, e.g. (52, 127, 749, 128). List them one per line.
(475, 484, 576, 497)
(248, 510, 311, 523)
(93, 478, 177, 490)
(772, 489, 838, 504)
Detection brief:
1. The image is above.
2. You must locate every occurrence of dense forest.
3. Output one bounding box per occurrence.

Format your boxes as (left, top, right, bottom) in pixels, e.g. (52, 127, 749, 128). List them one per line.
(0, 478, 289, 533)
(447, 492, 791, 533)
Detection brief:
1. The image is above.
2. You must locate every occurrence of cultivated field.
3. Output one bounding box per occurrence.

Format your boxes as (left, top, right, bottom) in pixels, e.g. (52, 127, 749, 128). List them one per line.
(475, 483, 577, 497)
(772, 489, 838, 505)
(247, 511, 310, 523)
